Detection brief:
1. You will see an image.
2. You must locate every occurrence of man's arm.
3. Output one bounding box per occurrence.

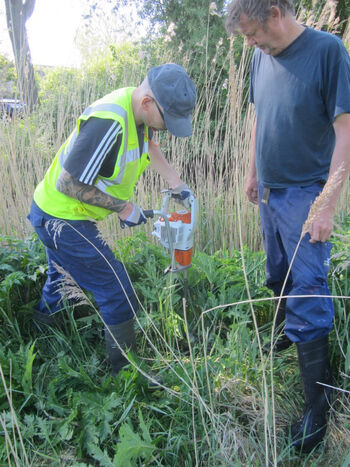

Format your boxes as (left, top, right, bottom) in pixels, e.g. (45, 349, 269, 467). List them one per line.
(308, 113, 350, 243)
(245, 119, 258, 205)
(148, 142, 183, 188)
(56, 168, 133, 219)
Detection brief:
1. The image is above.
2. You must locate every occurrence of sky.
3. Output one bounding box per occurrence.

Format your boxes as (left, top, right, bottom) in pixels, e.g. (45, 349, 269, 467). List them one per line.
(0, 1, 148, 68)
(1, 0, 85, 67)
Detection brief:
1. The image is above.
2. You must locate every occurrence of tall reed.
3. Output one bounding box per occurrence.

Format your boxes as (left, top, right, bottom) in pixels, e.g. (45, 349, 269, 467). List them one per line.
(1, 34, 349, 253)
(1, 40, 258, 253)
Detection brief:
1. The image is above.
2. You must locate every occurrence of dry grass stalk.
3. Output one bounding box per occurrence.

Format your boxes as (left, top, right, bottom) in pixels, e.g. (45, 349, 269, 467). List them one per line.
(302, 163, 346, 238)
(53, 262, 93, 308)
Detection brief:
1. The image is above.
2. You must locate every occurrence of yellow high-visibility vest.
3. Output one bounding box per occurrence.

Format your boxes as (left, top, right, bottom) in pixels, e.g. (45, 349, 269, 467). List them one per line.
(34, 87, 150, 220)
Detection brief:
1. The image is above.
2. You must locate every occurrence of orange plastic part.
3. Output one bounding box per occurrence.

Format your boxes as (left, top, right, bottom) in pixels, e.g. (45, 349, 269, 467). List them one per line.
(168, 212, 191, 224)
(174, 248, 193, 266)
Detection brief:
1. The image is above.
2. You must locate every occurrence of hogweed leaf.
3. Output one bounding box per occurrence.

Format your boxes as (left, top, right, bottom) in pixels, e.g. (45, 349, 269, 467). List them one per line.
(113, 420, 155, 467)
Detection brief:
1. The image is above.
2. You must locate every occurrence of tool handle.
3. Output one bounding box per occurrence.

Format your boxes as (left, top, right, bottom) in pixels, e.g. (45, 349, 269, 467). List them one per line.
(143, 209, 154, 219)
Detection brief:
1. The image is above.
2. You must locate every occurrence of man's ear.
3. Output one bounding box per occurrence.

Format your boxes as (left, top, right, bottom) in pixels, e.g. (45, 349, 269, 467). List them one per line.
(141, 95, 153, 111)
(270, 5, 282, 19)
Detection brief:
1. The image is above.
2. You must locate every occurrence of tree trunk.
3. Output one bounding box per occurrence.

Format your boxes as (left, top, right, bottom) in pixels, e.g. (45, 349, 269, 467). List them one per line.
(4, 0, 39, 112)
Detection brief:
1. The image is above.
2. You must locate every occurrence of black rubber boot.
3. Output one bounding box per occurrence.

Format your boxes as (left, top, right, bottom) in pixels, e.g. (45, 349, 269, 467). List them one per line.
(290, 336, 332, 453)
(105, 319, 137, 376)
(264, 298, 292, 352)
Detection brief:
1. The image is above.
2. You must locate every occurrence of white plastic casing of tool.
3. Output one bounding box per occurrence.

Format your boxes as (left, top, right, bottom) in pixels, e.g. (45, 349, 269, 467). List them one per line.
(152, 191, 198, 260)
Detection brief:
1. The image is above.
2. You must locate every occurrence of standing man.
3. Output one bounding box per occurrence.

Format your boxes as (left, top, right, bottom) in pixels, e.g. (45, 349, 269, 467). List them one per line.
(28, 63, 196, 377)
(226, 0, 350, 453)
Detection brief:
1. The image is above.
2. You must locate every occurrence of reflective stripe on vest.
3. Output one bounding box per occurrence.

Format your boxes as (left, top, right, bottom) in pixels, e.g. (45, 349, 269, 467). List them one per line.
(95, 142, 149, 193)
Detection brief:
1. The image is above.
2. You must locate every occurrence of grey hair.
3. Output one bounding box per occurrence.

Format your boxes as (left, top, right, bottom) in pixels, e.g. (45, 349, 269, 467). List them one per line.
(226, 0, 295, 35)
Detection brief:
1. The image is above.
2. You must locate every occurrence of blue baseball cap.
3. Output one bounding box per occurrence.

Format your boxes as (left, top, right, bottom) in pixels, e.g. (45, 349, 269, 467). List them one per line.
(147, 64, 196, 137)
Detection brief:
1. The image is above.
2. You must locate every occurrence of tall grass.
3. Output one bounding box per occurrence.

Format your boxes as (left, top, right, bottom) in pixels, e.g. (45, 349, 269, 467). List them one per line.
(0, 40, 261, 253)
(1, 43, 349, 253)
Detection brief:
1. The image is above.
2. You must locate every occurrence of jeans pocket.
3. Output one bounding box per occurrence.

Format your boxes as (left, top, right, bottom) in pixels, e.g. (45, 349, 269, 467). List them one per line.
(28, 213, 56, 250)
(37, 223, 58, 250)
(28, 203, 58, 250)
(27, 210, 44, 228)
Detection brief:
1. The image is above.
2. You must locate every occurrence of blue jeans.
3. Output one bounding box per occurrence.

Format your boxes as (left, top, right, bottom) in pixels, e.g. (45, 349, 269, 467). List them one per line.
(258, 183, 334, 342)
(28, 202, 137, 325)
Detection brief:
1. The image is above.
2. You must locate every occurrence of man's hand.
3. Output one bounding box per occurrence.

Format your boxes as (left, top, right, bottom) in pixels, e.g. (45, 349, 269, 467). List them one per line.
(245, 176, 258, 205)
(308, 207, 334, 243)
(307, 113, 350, 243)
(119, 202, 147, 228)
(171, 183, 194, 209)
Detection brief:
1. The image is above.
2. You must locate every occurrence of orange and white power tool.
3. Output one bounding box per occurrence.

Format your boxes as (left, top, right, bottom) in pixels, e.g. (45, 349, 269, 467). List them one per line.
(144, 191, 198, 273)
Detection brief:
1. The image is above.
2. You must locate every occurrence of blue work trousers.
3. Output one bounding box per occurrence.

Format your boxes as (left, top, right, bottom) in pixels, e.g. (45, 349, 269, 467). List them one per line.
(258, 183, 334, 342)
(28, 202, 137, 325)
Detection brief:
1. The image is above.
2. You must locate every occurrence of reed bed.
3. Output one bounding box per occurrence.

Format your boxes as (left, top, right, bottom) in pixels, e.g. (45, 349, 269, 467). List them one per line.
(0, 41, 260, 253)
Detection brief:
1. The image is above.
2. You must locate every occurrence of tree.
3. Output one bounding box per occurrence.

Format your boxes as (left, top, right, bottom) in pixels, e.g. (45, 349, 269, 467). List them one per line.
(335, 0, 350, 36)
(136, 0, 228, 60)
(0, 54, 17, 97)
(78, 0, 145, 58)
(296, 0, 350, 36)
(4, 0, 39, 112)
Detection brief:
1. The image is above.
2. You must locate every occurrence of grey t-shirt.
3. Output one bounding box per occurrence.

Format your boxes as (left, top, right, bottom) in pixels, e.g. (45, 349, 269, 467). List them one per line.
(249, 27, 350, 188)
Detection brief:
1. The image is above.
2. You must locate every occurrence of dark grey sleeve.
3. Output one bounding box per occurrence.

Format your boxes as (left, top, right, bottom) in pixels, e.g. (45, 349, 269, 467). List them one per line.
(63, 117, 123, 185)
(323, 38, 350, 121)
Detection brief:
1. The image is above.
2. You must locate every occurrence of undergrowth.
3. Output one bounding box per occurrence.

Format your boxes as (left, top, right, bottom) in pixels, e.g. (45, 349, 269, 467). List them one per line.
(0, 230, 349, 466)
